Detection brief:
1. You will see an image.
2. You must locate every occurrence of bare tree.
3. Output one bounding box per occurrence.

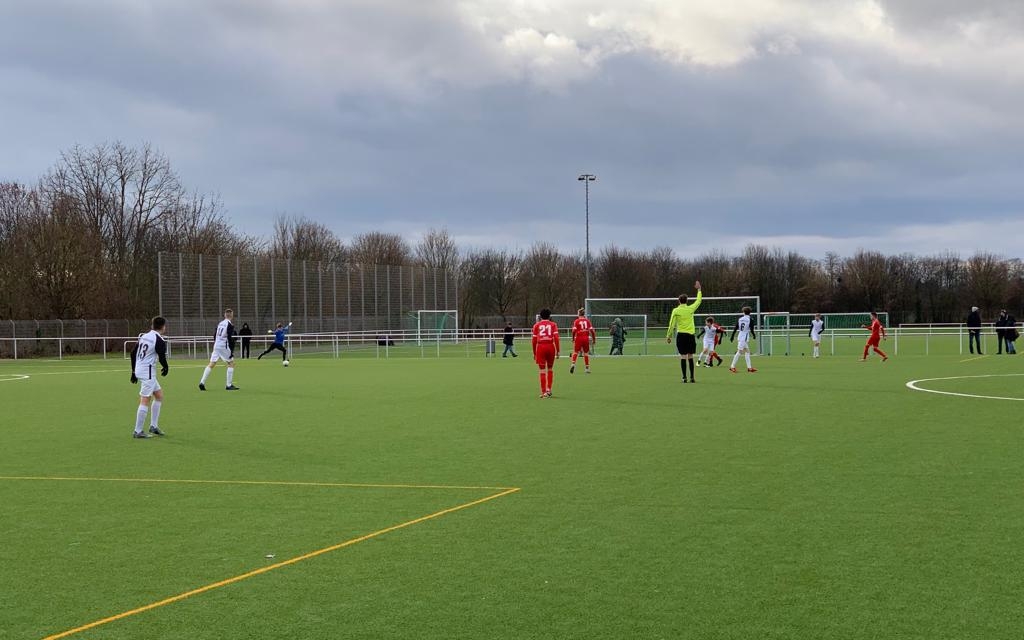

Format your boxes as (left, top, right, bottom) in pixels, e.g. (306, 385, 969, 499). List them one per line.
(349, 231, 411, 266)
(270, 214, 345, 263)
(415, 228, 460, 272)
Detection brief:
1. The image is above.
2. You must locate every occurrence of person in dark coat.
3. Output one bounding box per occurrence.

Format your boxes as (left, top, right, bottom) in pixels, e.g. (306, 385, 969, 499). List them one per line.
(966, 306, 982, 355)
(996, 310, 1008, 354)
(239, 322, 253, 359)
(1005, 313, 1018, 355)
(502, 322, 518, 358)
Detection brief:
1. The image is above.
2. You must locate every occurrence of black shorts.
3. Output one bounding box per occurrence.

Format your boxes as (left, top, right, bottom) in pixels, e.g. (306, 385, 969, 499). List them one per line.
(676, 333, 696, 355)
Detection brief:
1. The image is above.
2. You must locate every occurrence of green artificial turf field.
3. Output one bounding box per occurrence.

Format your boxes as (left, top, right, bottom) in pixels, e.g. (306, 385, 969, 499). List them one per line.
(1, 348, 1022, 639)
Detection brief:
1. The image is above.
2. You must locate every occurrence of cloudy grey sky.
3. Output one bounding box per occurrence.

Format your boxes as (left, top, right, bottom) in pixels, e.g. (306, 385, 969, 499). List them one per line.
(2, 0, 1022, 257)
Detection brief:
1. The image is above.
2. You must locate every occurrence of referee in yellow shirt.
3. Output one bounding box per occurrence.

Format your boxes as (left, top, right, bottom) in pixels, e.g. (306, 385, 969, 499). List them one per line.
(666, 281, 703, 383)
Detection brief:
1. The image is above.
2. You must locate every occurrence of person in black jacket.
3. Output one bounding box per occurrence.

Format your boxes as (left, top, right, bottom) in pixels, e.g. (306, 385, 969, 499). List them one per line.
(502, 322, 518, 358)
(996, 310, 1008, 354)
(239, 322, 253, 358)
(967, 306, 982, 354)
(1005, 313, 1019, 355)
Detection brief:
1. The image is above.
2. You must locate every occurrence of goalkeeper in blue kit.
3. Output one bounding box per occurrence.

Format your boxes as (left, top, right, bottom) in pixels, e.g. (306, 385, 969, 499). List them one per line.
(258, 322, 292, 361)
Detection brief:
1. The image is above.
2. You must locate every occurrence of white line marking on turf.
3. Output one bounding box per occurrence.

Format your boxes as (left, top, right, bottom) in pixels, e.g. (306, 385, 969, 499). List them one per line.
(958, 355, 987, 363)
(906, 373, 1024, 402)
(0, 374, 29, 382)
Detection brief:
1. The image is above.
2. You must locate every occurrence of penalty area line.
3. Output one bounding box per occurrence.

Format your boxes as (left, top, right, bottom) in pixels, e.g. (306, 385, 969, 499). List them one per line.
(40, 486, 520, 640)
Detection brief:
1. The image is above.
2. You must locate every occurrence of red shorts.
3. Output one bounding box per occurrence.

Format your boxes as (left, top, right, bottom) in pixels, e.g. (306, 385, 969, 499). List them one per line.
(866, 336, 881, 347)
(573, 338, 590, 354)
(535, 343, 556, 367)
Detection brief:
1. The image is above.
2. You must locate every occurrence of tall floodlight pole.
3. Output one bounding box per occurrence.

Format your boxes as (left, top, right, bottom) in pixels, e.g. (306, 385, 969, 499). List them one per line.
(577, 174, 597, 303)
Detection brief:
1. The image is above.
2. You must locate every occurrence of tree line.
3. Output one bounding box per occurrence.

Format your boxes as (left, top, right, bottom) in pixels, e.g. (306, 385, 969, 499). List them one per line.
(2, 142, 1021, 325)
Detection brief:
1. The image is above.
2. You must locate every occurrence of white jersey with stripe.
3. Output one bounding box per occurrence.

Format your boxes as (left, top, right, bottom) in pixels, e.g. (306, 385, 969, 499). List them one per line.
(134, 330, 162, 378)
(811, 319, 824, 339)
(215, 319, 232, 350)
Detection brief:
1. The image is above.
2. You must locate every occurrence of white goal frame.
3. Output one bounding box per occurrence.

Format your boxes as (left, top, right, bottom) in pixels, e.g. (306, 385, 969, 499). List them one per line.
(550, 314, 649, 354)
(416, 309, 459, 346)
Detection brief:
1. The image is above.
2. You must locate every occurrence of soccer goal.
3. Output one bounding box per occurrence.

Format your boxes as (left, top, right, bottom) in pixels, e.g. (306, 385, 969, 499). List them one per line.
(550, 314, 649, 354)
(416, 310, 459, 346)
(585, 296, 762, 356)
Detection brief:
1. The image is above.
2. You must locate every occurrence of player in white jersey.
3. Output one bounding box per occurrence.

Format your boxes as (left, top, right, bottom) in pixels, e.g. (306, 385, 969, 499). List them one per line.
(729, 306, 758, 373)
(809, 313, 825, 358)
(199, 309, 240, 391)
(130, 316, 169, 438)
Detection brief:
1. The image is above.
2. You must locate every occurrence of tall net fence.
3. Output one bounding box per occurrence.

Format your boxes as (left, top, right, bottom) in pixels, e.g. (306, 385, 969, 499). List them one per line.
(158, 252, 459, 336)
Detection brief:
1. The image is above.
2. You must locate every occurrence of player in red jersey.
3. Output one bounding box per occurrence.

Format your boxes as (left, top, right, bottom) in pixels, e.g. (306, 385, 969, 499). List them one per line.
(569, 308, 596, 374)
(860, 311, 889, 362)
(532, 308, 561, 398)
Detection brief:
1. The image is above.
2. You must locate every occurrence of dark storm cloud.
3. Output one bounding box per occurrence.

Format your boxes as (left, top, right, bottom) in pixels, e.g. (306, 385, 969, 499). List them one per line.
(1, 1, 1022, 256)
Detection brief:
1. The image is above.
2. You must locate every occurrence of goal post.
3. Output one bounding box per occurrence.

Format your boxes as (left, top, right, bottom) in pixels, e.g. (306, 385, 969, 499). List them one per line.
(550, 314, 649, 355)
(415, 310, 459, 346)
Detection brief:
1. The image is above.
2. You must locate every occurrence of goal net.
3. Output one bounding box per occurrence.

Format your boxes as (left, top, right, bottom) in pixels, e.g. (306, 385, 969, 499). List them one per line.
(550, 314, 649, 354)
(416, 310, 459, 345)
(584, 296, 761, 356)
(761, 311, 890, 356)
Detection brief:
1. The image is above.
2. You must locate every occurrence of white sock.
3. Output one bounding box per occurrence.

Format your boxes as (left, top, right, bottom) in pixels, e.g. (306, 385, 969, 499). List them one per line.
(200, 366, 212, 385)
(150, 401, 161, 428)
(731, 353, 740, 368)
(134, 405, 148, 433)
(745, 353, 752, 369)
(813, 346, 819, 357)
(226, 367, 235, 387)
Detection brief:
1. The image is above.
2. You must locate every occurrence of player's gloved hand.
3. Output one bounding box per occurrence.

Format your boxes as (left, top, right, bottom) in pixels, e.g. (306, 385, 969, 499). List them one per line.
(665, 337, 671, 344)
(130, 373, 138, 384)
(161, 365, 169, 377)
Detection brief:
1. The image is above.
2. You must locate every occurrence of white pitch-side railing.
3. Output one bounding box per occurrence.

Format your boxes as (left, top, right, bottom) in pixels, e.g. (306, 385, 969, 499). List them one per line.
(0, 323, 1015, 360)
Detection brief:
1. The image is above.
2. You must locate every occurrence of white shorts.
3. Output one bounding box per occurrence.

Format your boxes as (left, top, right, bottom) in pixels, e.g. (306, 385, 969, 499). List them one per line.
(209, 346, 234, 364)
(811, 333, 822, 343)
(138, 376, 161, 398)
(738, 337, 750, 351)
(703, 337, 716, 350)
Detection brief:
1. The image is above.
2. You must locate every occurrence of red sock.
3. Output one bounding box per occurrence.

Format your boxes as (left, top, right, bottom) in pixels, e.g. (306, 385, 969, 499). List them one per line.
(583, 354, 590, 366)
(863, 345, 870, 358)
(547, 369, 554, 391)
(538, 370, 546, 393)
(874, 347, 887, 358)
(571, 352, 578, 364)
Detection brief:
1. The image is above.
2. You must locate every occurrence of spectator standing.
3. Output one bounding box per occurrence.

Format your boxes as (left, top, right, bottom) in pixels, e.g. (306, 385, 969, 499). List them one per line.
(609, 318, 627, 356)
(967, 306, 982, 355)
(996, 310, 1008, 354)
(1005, 313, 1018, 355)
(239, 322, 253, 358)
(502, 322, 518, 358)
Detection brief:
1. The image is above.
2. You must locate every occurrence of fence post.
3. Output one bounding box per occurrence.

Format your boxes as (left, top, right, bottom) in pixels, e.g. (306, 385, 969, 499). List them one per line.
(158, 252, 163, 316)
(178, 253, 184, 334)
(198, 254, 204, 324)
(58, 319, 64, 360)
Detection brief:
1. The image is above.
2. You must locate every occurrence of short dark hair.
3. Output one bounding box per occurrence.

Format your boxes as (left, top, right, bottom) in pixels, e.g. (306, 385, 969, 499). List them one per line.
(742, 306, 752, 315)
(152, 316, 166, 330)
(678, 294, 688, 304)
(870, 311, 878, 318)
(276, 322, 283, 328)
(540, 308, 551, 320)
(578, 307, 585, 316)
(705, 316, 714, 324)
(225, 308, 233, 316)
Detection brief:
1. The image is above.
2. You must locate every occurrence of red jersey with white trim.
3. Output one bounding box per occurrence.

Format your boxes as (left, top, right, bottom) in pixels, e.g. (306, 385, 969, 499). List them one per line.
(572, 317, 596, 343)
(532, 320, 560, 350)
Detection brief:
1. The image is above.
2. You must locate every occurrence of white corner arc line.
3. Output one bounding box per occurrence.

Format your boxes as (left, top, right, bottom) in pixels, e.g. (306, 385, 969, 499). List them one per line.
(0, 374, 30, 382)
(906, 373, 1024, 401)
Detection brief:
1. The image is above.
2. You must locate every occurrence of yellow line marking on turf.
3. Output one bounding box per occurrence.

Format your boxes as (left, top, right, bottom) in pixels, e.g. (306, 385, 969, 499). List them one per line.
(958, 355, 987, 363)
(40, 486, 519, 640)
(0, 475, 514, 492)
